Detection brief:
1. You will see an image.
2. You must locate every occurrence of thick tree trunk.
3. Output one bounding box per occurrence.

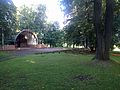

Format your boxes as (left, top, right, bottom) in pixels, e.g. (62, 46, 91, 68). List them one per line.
(94, 0, 114, 61)
(104, 0, 114, 60)
(94, 0, 105, 60)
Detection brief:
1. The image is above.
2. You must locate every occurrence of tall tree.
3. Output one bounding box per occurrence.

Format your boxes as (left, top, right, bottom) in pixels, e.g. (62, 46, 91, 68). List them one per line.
(43, 22, 64, 47)
(94, 0, 114, 60)
(0, 0, 17, 47)
(104, 0, 114, 60)
(61, 0, 95, 49)
(34, 4, 47, 43)
(94, 0, 103, 60)
(18, 5, 36, 30)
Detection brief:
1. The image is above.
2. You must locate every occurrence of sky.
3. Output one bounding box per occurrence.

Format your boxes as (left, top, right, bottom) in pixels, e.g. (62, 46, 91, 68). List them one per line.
(12, 0, 64, 28)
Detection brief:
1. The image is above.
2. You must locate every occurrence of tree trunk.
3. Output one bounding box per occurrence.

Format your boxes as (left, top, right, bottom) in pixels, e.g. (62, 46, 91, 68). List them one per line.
(73, 43, 75, 48)
(2, 29, 4, 50)
(94, 0, 114, 61)
(94, 0, 105, 60)
(85, 37, 88, 48)
(50, 43, 52, 48)
(104, 0, 114, 60)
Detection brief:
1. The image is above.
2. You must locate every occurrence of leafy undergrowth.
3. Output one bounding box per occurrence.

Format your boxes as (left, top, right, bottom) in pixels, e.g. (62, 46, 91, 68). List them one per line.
(0, 53, 120, 90)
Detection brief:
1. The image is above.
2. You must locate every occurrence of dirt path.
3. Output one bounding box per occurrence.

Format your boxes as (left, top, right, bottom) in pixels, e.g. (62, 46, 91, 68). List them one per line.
(0, 48, 69, 62)
(9, 48, 68, 56)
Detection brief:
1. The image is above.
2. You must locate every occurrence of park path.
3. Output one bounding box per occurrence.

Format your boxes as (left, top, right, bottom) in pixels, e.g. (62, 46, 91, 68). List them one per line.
(9, 48, 68, 56)
(0, 48, 68, 62)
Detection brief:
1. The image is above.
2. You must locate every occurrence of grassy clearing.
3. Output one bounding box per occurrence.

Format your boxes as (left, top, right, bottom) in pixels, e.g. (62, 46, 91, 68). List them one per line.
(0, 52, 120, 90)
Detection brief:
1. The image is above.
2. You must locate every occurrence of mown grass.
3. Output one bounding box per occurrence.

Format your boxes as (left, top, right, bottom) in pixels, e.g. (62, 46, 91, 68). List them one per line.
(0, 51, 8, 56)
(0, 51, 15, 62)
(0, 52, 120, 90)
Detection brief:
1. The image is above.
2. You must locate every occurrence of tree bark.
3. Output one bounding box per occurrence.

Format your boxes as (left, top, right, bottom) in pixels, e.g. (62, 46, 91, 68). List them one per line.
(73, 43, 75, 48)
(94, 0, 105, 60)
(1, 28, 4, 50)
(85, 37, 88, 49)
(94, 0, 114, 61)
(104, 0, 114, 60)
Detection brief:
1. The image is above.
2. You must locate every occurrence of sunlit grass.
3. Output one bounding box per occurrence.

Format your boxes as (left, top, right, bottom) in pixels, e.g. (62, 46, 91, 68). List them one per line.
(0, 52, 120, 90)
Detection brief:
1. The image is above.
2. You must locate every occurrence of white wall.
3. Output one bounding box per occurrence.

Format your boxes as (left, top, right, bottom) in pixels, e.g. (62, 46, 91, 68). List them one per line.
(25, 34, 38, 45)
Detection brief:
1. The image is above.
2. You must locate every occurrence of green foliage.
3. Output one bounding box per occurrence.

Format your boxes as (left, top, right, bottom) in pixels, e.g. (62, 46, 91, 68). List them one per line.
(18, 5, 36, 30)
(0, 0, 17, 45)
(43, 22, 65, 47)
(18, 4, 46, 31)
(34, 4, 47, 31)
(61, 0, 95, 49)
(112, 0, 120, 48)
(0, 52, 120, 90)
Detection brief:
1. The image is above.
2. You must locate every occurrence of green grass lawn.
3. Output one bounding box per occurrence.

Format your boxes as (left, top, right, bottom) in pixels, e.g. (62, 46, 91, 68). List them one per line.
(0, 51, 15, 62)
(0, 52, 120, 90)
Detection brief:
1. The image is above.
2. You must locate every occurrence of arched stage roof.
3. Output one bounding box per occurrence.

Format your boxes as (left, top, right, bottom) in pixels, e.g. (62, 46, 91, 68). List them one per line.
(15, 29, 38, 47)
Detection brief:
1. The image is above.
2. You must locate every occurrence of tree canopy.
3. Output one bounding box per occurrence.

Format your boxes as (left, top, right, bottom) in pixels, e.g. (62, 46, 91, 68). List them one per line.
(43, 21, 65, 47)
(0, 0, 17, 46)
